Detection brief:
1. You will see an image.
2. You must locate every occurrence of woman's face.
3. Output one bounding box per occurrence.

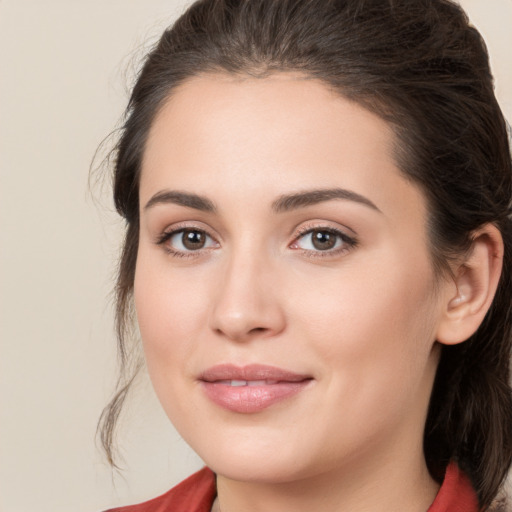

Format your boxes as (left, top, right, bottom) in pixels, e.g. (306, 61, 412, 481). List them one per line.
(135, 73, 448, 483)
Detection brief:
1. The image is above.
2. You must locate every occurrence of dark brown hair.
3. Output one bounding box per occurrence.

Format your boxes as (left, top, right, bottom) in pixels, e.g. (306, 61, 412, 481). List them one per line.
(99, 0, 512, 507)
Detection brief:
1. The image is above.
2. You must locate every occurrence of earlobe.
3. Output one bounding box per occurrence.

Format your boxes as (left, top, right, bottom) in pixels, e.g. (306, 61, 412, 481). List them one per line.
(436, 224, 503, 346)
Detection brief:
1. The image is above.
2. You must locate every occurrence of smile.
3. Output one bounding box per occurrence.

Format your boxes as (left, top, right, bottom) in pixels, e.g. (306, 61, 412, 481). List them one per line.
(217, 380, 278, 386)
(199, 364, 313, 413)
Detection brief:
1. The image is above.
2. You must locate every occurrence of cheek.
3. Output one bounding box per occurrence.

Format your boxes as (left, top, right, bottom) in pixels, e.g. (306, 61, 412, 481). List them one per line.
(291, 253, 438, 396)
(284, 258, 439, 457)
(298, 254, 434, 336)
(133, 250, 211, 382)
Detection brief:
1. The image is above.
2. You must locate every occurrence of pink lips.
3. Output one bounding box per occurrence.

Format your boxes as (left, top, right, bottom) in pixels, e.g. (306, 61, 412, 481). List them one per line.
(199, 364, 313, 413)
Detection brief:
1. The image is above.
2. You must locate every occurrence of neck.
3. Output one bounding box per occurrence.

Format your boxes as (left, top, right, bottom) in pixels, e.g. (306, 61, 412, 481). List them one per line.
(215, 440, 439, 512)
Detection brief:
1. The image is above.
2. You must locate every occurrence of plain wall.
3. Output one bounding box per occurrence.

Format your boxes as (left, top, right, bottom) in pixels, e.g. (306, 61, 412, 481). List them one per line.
(0, 1, 510, 511)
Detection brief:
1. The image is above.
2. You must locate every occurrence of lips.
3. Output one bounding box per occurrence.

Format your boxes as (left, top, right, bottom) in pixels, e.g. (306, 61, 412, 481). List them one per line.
(199, 364, 313, 413)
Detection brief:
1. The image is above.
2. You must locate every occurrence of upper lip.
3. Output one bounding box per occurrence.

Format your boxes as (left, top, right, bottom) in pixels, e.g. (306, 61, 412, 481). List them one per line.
(199, 364, 312, 383)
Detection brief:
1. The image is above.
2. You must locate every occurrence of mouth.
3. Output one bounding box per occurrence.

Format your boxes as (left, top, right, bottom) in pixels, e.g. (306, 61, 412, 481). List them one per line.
(199, 364, 313, 413)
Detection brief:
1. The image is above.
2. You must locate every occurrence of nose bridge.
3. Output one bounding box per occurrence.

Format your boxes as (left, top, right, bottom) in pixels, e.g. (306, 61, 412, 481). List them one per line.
(209, 240, 285, 341)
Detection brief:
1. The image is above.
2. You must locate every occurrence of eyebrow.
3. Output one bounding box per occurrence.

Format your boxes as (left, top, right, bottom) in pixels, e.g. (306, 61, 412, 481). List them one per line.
(271, 188, 381, 213)
(143, 187, 381, 214)
(144, 190, 217, 212)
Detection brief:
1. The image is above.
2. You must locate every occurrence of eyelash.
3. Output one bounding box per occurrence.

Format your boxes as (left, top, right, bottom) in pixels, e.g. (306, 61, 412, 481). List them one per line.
(155, 224, 358, 260)
(291, 226, 358, 259)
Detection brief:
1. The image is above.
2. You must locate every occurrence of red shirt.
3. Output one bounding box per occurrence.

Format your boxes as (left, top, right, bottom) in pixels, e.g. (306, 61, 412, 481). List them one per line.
(104, 462, 478, 512)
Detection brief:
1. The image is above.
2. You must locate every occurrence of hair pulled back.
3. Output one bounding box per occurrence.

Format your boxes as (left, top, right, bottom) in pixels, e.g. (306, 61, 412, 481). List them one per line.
(100, 0, 512, 506)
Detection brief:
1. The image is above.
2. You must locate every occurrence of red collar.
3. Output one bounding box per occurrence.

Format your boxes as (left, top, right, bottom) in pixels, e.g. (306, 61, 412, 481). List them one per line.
(427, 462, 479, 512)
(104, 467, 216, 512)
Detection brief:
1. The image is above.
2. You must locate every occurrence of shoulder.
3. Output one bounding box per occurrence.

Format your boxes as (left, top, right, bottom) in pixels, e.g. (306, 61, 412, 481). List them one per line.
(103, 467, 216, 512)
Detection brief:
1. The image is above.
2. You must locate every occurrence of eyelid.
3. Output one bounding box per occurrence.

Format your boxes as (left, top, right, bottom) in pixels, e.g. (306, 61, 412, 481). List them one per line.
(291, 220, 356, 241)
(155, 220, 218, 242)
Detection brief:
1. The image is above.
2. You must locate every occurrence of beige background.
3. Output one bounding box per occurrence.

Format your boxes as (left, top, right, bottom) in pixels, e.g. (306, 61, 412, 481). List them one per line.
(0, 1, 510, 511)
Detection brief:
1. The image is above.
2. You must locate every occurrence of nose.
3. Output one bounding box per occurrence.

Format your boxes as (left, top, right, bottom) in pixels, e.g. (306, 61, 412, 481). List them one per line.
(209, 251, 286, 342)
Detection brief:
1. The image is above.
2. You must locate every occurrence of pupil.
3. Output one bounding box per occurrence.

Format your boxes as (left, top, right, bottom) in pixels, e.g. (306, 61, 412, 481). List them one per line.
(312, 230, 336, 250)
(183, 230, 205, 250)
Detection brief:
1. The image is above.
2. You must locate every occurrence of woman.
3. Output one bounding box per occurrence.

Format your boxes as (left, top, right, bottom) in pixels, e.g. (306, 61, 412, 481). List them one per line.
(100, 0, 512, 510)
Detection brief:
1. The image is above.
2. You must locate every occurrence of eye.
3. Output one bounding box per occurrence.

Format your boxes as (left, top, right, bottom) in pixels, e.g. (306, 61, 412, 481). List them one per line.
(291, 227, 357, 255)
(157, 228, 218, 255)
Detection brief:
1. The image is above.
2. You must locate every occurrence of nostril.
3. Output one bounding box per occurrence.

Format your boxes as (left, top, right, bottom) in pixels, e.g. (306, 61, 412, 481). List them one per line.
(249, 327, 267, 334)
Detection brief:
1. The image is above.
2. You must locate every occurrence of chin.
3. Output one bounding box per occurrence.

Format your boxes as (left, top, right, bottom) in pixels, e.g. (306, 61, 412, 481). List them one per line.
(182, 425, 311, 483)
(206, 453, 309, 483)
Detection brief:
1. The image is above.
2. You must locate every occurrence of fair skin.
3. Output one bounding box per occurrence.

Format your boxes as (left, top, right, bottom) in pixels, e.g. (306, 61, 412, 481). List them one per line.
(134, 73, 502, 512)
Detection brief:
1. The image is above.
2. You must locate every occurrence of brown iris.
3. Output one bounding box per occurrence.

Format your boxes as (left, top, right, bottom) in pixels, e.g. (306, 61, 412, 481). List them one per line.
(310, 230, 337, 251)
(181, 230, 207, 250)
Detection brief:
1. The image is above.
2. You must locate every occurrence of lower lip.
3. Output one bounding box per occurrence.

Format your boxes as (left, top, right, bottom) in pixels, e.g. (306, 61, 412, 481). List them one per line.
(201, 381, 311, 413)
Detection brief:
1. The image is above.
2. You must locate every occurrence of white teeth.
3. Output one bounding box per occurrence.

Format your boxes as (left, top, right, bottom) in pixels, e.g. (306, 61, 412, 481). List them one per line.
(230, 380, 247, 387)
(217, 380, 278, 386)
(247, 380, 266, 386)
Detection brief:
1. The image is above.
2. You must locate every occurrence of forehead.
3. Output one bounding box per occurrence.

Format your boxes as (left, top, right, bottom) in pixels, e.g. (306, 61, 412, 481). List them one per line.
(144, 72, 395, 158)
(140, 72, 426, 225)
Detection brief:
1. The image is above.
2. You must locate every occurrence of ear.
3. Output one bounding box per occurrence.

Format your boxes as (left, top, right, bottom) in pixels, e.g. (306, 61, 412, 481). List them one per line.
(436, 224, 504, 346)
